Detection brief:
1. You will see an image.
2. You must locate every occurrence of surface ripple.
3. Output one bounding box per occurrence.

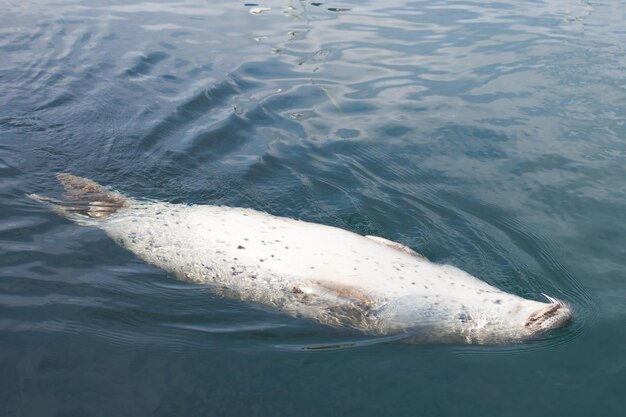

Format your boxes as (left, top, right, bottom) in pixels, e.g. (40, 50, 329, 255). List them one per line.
(1, 0, 624, 416)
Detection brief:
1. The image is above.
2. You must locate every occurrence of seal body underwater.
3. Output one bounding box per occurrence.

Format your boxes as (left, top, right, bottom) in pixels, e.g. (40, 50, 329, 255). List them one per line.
(29, 174, 573, 344)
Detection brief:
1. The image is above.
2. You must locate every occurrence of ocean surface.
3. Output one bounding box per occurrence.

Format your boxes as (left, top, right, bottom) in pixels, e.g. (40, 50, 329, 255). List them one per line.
(1, 0, 624, 415)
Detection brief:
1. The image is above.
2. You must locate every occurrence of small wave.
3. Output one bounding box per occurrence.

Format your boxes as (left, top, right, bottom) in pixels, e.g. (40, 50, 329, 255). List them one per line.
(274, 333, 411, 352)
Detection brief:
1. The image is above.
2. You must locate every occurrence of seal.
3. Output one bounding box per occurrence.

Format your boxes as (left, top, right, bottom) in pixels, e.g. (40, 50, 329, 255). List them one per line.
(29, 174, 573, 344)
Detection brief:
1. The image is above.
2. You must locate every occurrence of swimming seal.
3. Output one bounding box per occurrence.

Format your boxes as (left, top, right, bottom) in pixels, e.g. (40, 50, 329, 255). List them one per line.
(29, 174, 573, 344)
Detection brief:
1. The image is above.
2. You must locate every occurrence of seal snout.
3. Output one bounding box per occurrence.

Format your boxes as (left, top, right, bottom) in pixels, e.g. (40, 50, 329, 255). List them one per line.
(525, 297, 573, 333)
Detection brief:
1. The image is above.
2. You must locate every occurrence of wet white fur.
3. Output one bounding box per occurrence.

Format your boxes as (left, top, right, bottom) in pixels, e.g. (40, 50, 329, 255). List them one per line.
(82, 199, 570, 344)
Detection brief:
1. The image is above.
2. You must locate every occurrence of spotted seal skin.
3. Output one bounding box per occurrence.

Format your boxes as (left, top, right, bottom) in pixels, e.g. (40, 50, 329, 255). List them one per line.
(29, 174, 573, 344)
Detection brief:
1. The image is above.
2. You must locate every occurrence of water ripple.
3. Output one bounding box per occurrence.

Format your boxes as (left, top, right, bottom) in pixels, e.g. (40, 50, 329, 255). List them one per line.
(0, 0, 621, 358)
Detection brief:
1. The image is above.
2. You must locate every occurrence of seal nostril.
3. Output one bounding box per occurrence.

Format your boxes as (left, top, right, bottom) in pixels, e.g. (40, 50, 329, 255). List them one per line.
(526, 304, 561, 328)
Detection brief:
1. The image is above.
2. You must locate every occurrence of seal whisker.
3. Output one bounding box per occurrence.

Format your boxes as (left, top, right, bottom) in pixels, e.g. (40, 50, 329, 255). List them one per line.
(541, 293, 558, 304)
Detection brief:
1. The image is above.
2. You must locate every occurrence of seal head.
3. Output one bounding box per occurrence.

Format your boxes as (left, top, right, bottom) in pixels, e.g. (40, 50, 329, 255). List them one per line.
(378, 293, 573, 344)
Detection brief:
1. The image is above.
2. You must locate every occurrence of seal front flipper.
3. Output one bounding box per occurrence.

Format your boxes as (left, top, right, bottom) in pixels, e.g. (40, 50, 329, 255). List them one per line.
(311, 280, 381, 310)
(28, 173, 129, 221)
(365, 235, 427, 260)
(296, 280, 384, 331)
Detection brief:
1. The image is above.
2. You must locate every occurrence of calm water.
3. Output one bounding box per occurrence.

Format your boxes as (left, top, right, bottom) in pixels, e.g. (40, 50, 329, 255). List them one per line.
(1, 0, 624, 415)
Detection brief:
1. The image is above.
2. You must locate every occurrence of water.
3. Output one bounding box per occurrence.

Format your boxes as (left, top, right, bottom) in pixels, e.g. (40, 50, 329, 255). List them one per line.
(1, 0, 624, 415)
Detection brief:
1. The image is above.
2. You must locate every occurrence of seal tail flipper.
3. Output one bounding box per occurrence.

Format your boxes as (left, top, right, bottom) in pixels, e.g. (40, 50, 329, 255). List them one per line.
(28, 173, 129, 221)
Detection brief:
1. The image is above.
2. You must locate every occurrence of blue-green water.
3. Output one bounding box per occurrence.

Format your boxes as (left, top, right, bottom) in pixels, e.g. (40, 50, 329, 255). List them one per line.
(1, 0, 624, 415)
